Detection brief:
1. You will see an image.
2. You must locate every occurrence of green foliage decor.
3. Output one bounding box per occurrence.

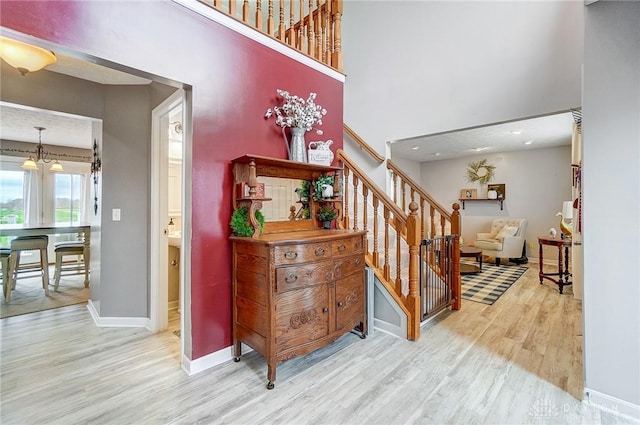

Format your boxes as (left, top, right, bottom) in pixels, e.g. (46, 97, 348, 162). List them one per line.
(312, 174, 335, 201)
(230, 206, 265, 237)
(317, 206, 338, 222)
(466, 159, 496, 185)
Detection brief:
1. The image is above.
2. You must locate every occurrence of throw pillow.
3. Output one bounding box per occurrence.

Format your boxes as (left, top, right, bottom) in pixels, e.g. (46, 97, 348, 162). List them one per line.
(496, 225, 518, 240)
(489, 225, 504, 239)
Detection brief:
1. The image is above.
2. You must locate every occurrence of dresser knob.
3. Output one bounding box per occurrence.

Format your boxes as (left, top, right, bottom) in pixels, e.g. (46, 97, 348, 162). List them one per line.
(315, 247, 326, 256)
(323, 307, 329, 313)
(285, 274, 298, 284)
(338, 244, 346, 252)
(337, 302, 344, 307)
(284, 251, 297, 260)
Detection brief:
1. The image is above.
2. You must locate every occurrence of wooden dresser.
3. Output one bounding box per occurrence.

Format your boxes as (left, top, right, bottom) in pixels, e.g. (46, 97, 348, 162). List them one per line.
(230, 155, 367, 389)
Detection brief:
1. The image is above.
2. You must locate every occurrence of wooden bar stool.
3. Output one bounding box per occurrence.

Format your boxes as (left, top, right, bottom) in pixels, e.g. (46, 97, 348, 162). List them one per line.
(1, 248, 10, 301)
(53, 241, 88, 290)
(7, 235, 50, 301)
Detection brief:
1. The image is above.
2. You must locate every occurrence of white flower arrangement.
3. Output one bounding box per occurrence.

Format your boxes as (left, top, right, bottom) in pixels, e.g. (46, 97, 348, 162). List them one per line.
(264, 89, 327, 133)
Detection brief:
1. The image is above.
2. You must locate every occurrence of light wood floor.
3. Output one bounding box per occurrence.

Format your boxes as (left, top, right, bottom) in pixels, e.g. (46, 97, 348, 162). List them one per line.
(0, 263, 632, 424)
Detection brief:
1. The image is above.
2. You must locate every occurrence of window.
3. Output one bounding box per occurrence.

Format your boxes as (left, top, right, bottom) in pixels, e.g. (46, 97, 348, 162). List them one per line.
(54, 173, 84, 224)
(0, 169, 25, 224)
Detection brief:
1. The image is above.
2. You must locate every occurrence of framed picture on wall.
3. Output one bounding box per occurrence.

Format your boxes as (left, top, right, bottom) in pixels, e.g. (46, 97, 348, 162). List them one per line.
(460, 188, 477, 199)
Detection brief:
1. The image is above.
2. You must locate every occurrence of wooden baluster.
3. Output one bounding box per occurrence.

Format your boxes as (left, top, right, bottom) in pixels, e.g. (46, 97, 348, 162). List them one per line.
(372, 195, 380, 268)
(391, 171, 398, 205)
(420, 197, 426, 241)
(214, 0, 221, 8)
(440, 215, 445, 238)
(256, 0, 263, 31)
(307, 0, 315, 55)
(362, 185, 369, 255)
(324, 0, 331, 64)
(229, 0, 236, 16)
(331, 0, 343, 70)
(401, 181, 406, 212)
(242, 0, 249, 23)
(406, 201, 420, 341)
(342, 167, 350, 230)
(288, 0, 295, 46)
(352, 175, 359, 230)
(383, 206, 390, 281)
(430, 205, 436, 239)
(299, 0, 305, 50)
(278, 0, 285, 40)
(314, 1, 322, 60)
(395, 218, 403, 296)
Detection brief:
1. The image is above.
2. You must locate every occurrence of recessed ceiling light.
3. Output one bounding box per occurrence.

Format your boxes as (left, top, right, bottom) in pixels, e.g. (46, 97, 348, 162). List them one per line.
(412, 145, 419, 150)
(524, 140, 533, 145)
(474, 147, 488, 152)
(433, 152, 440, 156)
(511, 130, 522, 135)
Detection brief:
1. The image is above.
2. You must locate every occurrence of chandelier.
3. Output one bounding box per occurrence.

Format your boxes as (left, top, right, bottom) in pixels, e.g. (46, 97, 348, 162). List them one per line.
(21, 127, 64, 172)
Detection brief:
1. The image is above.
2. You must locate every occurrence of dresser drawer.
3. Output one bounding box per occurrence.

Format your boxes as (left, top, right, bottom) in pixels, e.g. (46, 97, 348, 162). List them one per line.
(274, 242, 332, 266)
(275, 254, 364, 293)
(331, 236, 363, 256)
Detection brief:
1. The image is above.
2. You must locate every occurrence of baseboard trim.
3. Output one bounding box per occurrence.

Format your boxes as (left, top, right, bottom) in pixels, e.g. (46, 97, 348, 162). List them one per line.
(584, 388, 640, 422)
(182, 343, 254, 376)
(86, 300, 151, 328)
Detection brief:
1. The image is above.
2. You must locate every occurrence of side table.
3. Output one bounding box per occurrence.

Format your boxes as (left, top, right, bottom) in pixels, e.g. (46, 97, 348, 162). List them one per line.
(460, 246, 483, 275)
(538, 236, 572, 294)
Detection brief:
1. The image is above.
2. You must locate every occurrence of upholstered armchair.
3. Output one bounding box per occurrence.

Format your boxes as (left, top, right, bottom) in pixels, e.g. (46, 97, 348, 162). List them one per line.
(473, 218, 528, 266)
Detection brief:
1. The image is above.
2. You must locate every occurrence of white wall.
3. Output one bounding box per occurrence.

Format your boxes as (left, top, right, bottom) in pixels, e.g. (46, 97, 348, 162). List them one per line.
(583, 1, 640, 417)
(342, 1, 584, 188)
(420, 146, 572, 259)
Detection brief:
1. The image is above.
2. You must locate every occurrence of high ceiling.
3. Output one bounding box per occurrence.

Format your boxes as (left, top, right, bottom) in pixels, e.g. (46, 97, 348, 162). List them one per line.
(389, 111, 575, 162)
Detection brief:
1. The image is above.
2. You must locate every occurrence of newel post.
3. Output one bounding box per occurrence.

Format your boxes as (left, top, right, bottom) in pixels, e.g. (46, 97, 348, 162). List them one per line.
(407, 201, 421, 341)
(451, 203, 461, 310)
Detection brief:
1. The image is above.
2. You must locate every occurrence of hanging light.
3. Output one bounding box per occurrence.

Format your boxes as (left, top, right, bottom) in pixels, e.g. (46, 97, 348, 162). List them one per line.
(21, 127, 64, 172)
(0, 36, 57, 76)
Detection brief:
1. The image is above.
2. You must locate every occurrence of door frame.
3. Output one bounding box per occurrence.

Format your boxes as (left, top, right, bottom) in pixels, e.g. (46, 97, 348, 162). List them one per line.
(150, 89, 186, 340)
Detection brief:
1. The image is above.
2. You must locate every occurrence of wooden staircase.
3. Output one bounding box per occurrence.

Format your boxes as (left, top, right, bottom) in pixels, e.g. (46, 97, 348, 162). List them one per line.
(336, 137, 461, 340)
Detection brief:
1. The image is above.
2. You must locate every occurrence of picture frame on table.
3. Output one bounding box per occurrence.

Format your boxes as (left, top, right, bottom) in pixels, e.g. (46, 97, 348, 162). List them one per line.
(460, 189, 477, 199)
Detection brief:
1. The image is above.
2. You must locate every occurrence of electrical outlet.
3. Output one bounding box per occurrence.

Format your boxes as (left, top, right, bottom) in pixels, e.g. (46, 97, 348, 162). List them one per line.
(528, 241, 534, 249)
(112, 208, 121, 221)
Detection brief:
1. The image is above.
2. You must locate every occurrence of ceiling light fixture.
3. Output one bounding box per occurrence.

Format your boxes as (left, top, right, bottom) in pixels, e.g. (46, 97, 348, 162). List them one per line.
(524, 140, 534, 145)
(474, 147, 488, 152)
(510, 130, 522, 135)
(412, 145, 419, 150)
(21, 126, 64, 172)
(0, 36, 57, 76)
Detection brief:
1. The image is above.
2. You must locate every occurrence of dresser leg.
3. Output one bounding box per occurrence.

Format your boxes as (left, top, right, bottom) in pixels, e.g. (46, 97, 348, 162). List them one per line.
(233, 339, 241, 362)
(267, 364, 276, 389)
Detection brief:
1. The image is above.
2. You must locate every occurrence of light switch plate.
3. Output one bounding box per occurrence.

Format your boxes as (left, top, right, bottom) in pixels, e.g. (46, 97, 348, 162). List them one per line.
(112, 208, 121, 221)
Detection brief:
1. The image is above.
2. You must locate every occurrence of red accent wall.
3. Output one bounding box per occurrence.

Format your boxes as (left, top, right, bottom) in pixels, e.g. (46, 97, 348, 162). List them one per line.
(1, 1, 343, 359)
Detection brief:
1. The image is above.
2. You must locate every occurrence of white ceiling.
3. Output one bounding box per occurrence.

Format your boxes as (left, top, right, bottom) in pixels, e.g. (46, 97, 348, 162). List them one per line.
(1, 52, 150, 150)
(389, 111, 575, 162)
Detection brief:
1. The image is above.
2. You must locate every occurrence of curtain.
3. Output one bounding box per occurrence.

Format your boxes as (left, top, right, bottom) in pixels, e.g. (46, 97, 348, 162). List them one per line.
(23, 169, 42, 225)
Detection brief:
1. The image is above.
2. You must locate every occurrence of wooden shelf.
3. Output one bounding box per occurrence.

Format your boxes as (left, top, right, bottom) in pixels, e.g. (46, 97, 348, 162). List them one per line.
(458, 198, 504, 210)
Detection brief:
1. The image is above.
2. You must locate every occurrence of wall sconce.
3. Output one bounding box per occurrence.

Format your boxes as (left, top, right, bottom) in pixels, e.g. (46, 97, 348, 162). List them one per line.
(21, 126, 64, 172)
(0, 36, 57, 76)
(91, 139, 102, 215)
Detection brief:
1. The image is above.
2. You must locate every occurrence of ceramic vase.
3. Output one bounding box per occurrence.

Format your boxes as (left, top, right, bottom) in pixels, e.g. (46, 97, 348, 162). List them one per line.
(289, 127, 307, 163)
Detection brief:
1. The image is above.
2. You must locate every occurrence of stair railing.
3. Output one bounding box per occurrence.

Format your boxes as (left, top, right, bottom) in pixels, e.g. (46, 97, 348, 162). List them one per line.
(200, 0, 343, 71)
(337, 149, 422, 340)
(387, 161, 461, 311)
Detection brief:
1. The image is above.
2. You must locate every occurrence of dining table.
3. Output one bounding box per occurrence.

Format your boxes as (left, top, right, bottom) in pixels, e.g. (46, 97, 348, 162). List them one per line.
(0, 222, 91, 287)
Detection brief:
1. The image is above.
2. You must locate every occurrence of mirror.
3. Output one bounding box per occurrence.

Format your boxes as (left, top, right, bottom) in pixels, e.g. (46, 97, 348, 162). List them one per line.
(260, 177, 311, 222)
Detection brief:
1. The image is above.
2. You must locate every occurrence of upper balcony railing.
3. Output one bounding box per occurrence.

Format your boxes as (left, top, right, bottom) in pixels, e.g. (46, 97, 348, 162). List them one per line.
(199, 0, 343, 72)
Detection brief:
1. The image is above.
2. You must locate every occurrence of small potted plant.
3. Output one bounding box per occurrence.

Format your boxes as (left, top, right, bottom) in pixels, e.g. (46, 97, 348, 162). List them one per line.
(230, 206, 265, 237)
(317, 206, 338, 229)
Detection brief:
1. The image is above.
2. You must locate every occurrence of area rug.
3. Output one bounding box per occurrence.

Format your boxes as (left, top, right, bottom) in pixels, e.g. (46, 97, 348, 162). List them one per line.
(1, 272, 89, 319)
(461, 263, 527, 305)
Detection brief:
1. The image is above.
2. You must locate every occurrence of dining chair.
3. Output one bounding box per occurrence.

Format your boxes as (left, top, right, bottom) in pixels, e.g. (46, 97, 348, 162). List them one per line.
(7, 235, 50, 301)
(1, 247, 10, 301)
(53, 241, 88, 290)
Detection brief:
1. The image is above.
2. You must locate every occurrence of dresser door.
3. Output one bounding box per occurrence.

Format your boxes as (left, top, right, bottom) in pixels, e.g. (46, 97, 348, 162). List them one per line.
(274, 284, 330, 352)
(334, 270, 365, 334)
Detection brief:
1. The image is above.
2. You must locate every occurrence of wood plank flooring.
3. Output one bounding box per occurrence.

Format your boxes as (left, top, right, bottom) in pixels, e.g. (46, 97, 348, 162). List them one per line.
(0, 263, 633, 424)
